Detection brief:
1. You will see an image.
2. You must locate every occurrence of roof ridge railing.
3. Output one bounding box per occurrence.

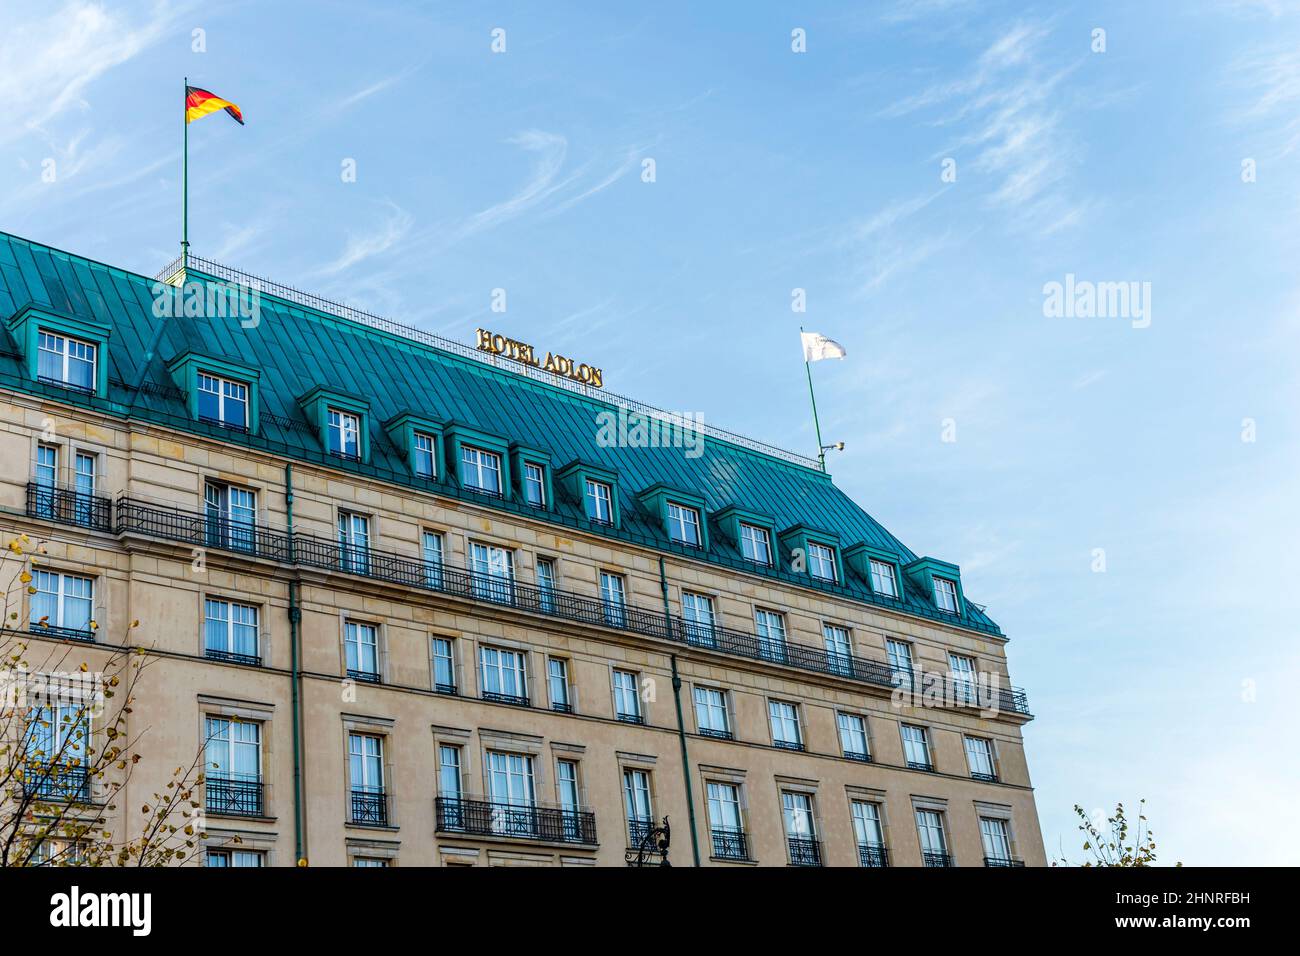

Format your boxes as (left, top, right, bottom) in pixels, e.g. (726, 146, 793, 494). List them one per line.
(154, 253, 822, 470)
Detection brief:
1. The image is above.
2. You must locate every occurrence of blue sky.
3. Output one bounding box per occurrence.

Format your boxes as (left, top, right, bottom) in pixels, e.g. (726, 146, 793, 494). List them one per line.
(4, 0, 1299, 865)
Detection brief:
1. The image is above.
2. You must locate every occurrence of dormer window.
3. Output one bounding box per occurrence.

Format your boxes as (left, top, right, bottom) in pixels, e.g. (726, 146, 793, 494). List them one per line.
(413, 432, 437, 479)
(38, 330, 96, 392)
(934, 577, 959, 614)
(666, 502, 702, 547)
(197, 372, 249, 430)
(328, 408, 362, 460)
(869, 559, 898, 598)
(585, 479, 613, 524)
(739, 522, 772, 566)
(808, 542, 838, 583)
(522, 462, 546, 507)
(461, 445, 502, 496)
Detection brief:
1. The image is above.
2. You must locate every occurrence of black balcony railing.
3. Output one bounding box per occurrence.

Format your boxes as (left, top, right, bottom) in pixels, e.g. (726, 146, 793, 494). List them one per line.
(698, 727, 732, 740)
(711, 827, 749, 861)
(26, 482, 112, 532)
(627, 816, 655, 848)
(858, 844, 889, 867)
(30, 623, 95, 643)
(787, 837, 822, 867)
(93, 497, 1039, 715)
(435, 796, 597, 845)
(845, 751, 872, 763)
(774, 739, 805, 752)
(984, 856, 1025, 867)
(922, 851, 954, 868)
(206, 776, 264, 817)
(347, 668, 381, 684)
(433, 682, 457, 696)
(205, 647, 262, 667)
(350, 788, 389, 827)
(616, 712, 644, 725)
(551, 701, 573, 714)
(970, 771, 999, 783)
(481, 690, 529, 707)
(24, 764, 91, 803)
(906, 760, 935, 772)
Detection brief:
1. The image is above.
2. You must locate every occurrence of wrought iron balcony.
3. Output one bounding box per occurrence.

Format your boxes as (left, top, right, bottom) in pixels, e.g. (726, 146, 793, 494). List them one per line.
(24, 763, 91, 803)
(616, 712, 644, 725)
(347, 668, 381, 684)
(26, 482, 112, 533)
(350, 788, 389, 827)
(922, 851, 954, 868)
(970, 771, 999, 783)
(435, 796, 597, 845)
(206, 775, 264, 817)
(205, 647, 262, 667)
(29, 623, 94, 643)
(845, 751, 872, 763)
(984, 856, 1025, 867)
(906, 760, 935, 772)
(787, 836, 822, 867)
(94, 497, 1038, 716)
(710, 827, 749, 861)
(698, 727, 733, 740)
(551, 701, 573, 714)
(481, 690, 529, 707)
(433, 682, 457, 696)
(773, 739, 805, 752)
(627, 816, 655, 847)
(858, 843, 889, 867)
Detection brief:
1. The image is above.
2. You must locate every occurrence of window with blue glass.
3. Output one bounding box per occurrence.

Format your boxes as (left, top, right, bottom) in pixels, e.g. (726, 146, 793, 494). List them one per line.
(197, 372, 249, 429)
(522, 461, 546, 507)
(413, 432, 437, 479)
(585, 478, 613, 524)
(808, 542, 837, 582)
(431, 636, 456, 694)
(461, 445, 502, 495)
(666, 502, 702, 547)
(327, 408, 362, 459)
(205, 598, 260, 664)
(31, 570, 93, 637)
(739, 523, 772, 566)
(345, 620, 381, 682)
(37, 330, 96, 391)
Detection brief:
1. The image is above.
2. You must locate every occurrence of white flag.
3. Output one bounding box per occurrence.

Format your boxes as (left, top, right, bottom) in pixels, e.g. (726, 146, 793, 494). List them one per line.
(801, 331, 847, 362)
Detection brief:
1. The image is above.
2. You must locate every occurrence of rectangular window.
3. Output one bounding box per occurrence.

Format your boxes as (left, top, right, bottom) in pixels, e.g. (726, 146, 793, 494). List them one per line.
(623, 769, 653, 846)
(901, 724, 933, 771)
(479, 645, 528, 704)
(37, 330, 96, 391)
(707, 782, 746, 860)
(755, 608, 787, 663)
(337, 511, 370, 575)
(327, 408, 362, 459)
(852, 801, 887, 867)
(431, 637, 456, 694)
(348, 733, 387, 826)
(584, 479, 613, 524)
(980, 817, 1014, 864)
(469, 541, 514, 603)
(613, 669, 642, 723)
(421, 530, 444, 589)
(410, 432, 436, 479)
(964, 736, 997, 781)
(197, 372, 249, 429)
(869, 559, 899, 598)
(600, 571, 626, 628)
(681, 591, 716, 647)
(485, 751, 537, 837)
(536, 557, 557, 614)
(205, 716, 263, 817)
(438, 745, 462, 798)
(949, 653, 978, 705)
(206, 481, 258, 553)
(207, 849, 264, 867)
(31, 570, 93, 638)
(768, 699, 802, 750)
(934, 577, 959, 614)
(353, 857, 388, 867)
(693, 686, 730, 739)
(666, 502, 702, 547)
(73, 451, 97, 526)
(837, 712, 870, 761)
(460, 445, 502, 496)
(823, 623, 852, 676)
(886, 638, 915, 689)
(782, 792, 820, 865)
(739, 522, 772, 566)
(522, 462, 546, 507)
(25, 702, 90, 801)
(808, 542, 836, 582)
(33, 444, 58, 520)
(557, 759, 584, 843)
(204, 598, 261, 664)
(916, 809, 950, 866)
(548, 658, 572, 713)
(345, 621, 380, 682)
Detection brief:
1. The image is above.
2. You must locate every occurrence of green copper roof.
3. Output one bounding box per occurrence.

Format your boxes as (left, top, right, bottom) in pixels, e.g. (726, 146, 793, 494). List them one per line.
(0, 230, 1002, 636)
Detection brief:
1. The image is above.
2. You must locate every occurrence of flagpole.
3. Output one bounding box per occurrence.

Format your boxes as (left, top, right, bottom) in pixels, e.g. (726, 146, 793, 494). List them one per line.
(182, 76, 189, 264)
(801, 326, 827, 472)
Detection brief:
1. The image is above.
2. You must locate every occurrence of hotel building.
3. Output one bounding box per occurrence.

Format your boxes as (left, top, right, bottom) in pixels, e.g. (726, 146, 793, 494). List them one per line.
(0, 231, 1043, 867)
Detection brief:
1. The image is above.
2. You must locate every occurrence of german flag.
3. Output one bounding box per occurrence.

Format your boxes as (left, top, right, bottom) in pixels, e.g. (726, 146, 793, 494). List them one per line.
(185, 86, 244, 125)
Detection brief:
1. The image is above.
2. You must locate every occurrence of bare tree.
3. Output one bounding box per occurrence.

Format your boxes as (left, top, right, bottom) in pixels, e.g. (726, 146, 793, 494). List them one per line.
(1, 531, 216, 866)
(1054, 799, 1182, 867)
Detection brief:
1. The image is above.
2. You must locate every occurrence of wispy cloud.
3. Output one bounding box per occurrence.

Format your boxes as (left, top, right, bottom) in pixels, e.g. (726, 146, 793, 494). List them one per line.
(314, 201, 413, 277)
(1230, 44, 1300, 158)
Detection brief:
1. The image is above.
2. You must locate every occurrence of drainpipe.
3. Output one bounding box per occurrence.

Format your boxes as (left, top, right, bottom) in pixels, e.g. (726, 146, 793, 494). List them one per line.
(286, 464, 305, 864)
(660, 556, 701, 867)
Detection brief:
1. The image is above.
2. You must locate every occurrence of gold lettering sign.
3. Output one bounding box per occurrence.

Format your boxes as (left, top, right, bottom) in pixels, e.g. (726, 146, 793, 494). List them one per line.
(475, 328, 604, 389)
